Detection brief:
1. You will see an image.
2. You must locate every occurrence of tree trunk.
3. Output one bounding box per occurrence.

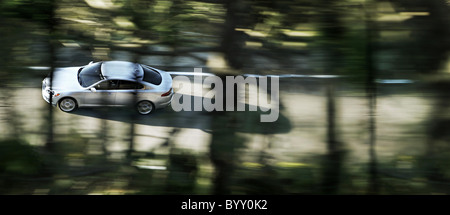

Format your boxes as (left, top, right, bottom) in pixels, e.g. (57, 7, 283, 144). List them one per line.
(320, 0, 344, 194)
(365, 0, 379, 194)
(45, 0, 57, 153)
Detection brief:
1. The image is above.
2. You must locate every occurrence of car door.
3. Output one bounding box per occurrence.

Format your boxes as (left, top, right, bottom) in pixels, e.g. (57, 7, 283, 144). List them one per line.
(83, 80, 117, 106)
(114, 80, 144, 106)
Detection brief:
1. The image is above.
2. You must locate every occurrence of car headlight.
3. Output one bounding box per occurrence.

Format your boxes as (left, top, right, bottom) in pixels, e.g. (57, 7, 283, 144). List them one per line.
(49, 90, 60, 97)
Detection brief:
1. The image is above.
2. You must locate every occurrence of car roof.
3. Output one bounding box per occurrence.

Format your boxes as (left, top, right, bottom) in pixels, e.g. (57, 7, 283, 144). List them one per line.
(99, 78, 150, 85)
(100, 61, 144, 81)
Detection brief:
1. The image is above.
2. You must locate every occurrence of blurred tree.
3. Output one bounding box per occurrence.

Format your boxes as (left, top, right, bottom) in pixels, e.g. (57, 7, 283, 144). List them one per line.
(0, 0, 58, 151)
(317, 0, 346, 194)
(394, 0, 449, 74)
(209, 74, 244, 194)
(165, 150, 199, 194)
(393, 0, 450, 193)
(45, 0, 58, 153)
(363, 0, 379, 195)
(0, 139, 44, 193)
(220, 0, 248, 69)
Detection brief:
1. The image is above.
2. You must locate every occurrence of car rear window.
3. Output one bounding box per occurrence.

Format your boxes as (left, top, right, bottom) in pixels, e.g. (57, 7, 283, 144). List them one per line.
(78, 62, 103, 87)
(141, 65, 162, 85)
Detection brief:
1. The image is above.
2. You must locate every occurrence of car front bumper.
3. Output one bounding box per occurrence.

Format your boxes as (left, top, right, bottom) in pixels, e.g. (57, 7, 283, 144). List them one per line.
(42, 84, 58, 106)
(42, 92, 58, 106)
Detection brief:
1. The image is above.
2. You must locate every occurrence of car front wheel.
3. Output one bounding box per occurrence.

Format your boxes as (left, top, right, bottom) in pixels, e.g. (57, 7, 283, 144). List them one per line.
(59, 97, 77, 112)
(136, 100, 154, 115)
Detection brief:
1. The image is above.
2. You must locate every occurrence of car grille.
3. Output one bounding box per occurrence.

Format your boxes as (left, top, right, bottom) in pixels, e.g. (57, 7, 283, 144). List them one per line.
(42, 80, 52, 103)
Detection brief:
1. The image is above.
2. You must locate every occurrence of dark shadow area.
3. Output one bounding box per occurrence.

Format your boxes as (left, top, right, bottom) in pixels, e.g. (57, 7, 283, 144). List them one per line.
(68, 94, 292, 134)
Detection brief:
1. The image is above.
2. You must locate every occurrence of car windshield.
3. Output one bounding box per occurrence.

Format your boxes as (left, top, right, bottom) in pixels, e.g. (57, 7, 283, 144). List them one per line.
(78, 62, 103, 87)
(141, 64, 162, 85)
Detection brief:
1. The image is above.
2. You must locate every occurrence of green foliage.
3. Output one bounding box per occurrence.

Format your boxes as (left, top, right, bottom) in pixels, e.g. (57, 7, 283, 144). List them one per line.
(339, 29, 370, 84)
(165, 150, 198, 194)
(0, 139, 43, 176)
(0, 0, 55, 23)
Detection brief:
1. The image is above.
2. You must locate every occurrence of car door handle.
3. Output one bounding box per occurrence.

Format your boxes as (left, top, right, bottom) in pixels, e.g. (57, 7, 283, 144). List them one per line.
(130, 92, 137, 95)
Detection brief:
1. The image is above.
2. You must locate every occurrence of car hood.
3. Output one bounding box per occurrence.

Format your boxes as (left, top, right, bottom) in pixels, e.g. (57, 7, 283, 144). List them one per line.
(47, 67, 84, 91)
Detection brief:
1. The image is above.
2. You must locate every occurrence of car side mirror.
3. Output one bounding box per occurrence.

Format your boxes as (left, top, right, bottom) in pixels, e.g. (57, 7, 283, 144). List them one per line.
(90, 87, 97, 92)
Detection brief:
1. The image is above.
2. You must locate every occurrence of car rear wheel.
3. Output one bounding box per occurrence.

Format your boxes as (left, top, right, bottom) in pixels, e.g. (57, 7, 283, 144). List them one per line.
(137, 100, 154, 115)
(59, 97, 77, 112)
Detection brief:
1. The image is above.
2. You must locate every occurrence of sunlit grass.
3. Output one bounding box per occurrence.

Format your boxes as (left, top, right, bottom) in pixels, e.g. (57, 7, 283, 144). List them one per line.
(377, 14, 413, 22)
(113, 17, 136, 29)
(281, 41, 308, 47)
(245, 41, 263, 48)
(235, 28, 268, 38)
(399, 12, 429, 16)
(84, 0, 122, 10)
(282, 30, 317, 37)
(276, 162, 311, 168)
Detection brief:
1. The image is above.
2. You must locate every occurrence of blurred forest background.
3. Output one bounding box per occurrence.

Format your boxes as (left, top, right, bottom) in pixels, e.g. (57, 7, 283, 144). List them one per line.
(0, 0, 449, 195)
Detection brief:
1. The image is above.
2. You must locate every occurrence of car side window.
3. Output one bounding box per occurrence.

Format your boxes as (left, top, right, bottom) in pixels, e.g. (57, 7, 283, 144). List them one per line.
(118, 80, 144, 90)
(96, 80, 119, 90)
(96, 81, 109, 90)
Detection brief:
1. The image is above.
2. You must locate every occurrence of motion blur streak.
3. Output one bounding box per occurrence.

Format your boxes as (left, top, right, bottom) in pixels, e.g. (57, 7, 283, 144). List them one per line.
(0, 0, 449, 195)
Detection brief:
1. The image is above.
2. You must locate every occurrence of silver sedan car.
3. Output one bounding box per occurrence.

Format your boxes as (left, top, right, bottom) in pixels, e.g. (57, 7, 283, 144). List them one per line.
(42, 61, 173, 114)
